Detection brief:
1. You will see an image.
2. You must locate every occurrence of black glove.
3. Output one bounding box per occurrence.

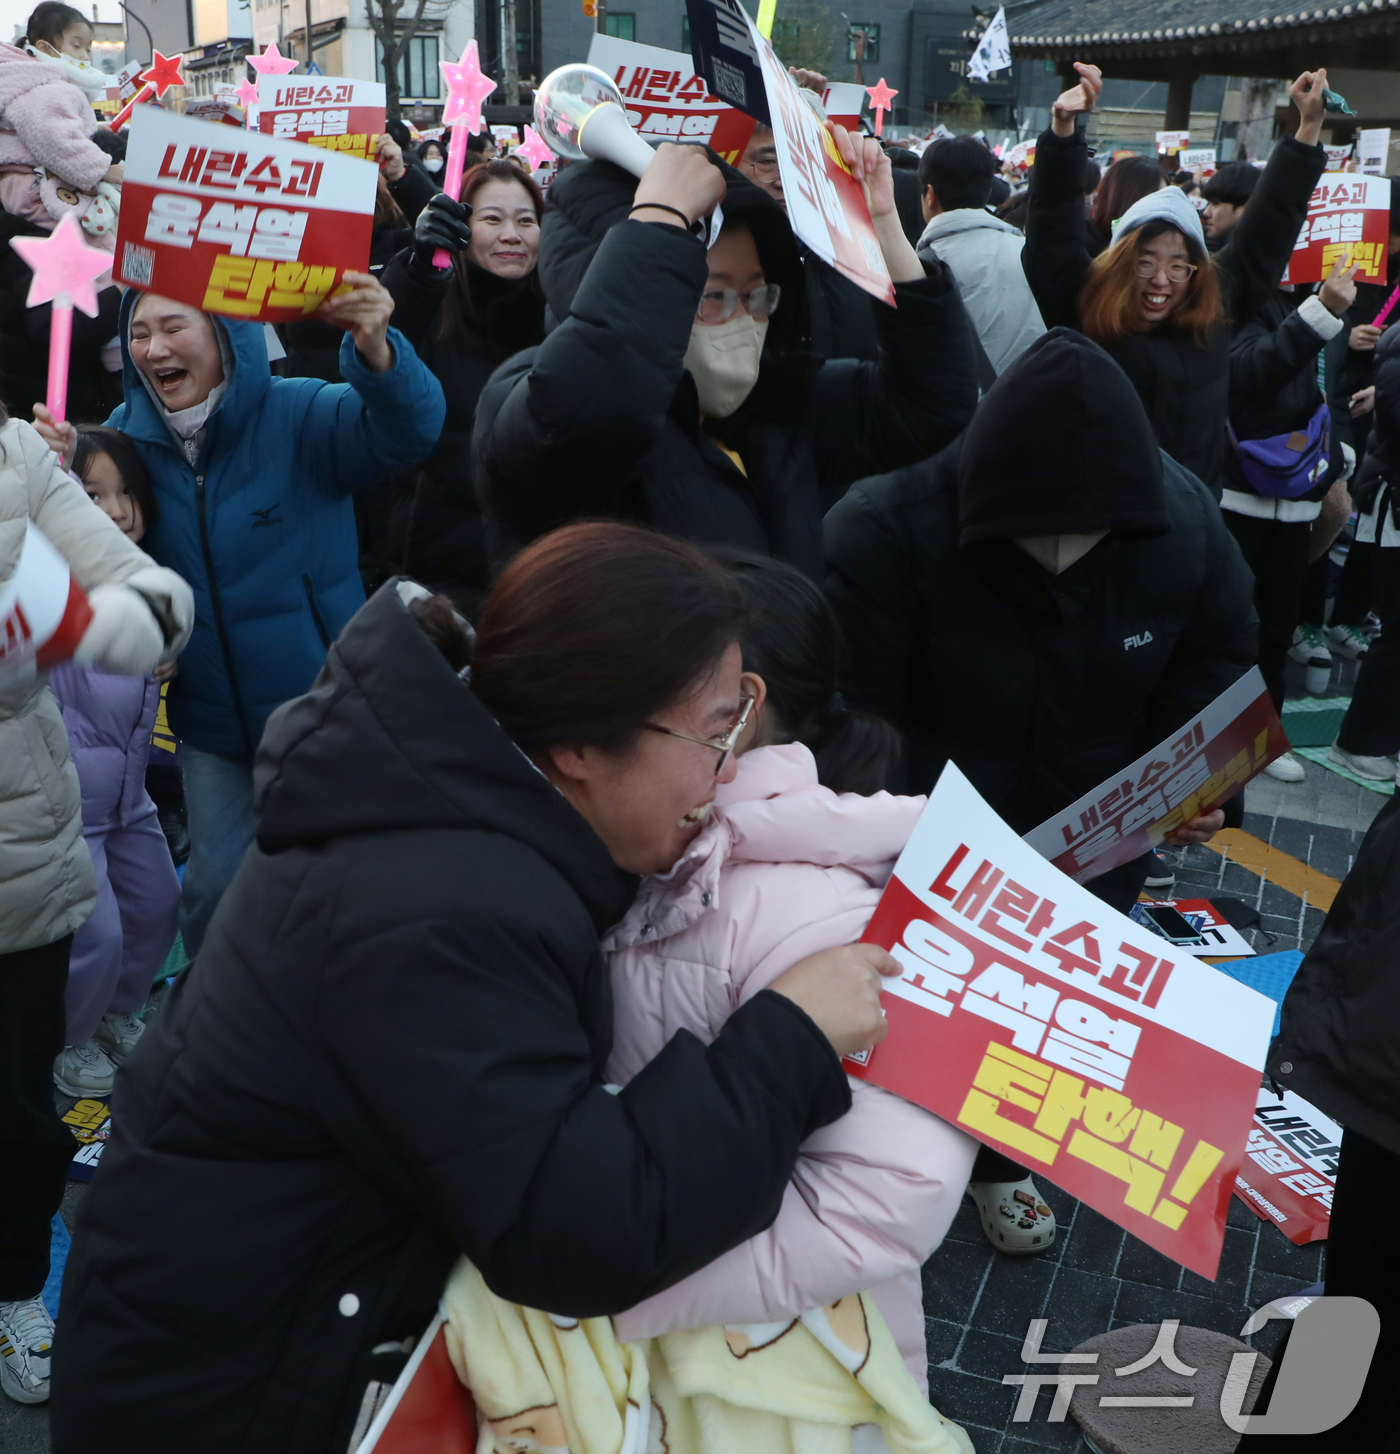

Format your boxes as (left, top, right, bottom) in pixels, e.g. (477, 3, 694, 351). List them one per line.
(412, 193, 473, 269)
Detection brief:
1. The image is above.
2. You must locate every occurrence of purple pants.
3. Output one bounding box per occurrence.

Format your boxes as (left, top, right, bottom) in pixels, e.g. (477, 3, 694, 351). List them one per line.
(64, 812, 180, 1047)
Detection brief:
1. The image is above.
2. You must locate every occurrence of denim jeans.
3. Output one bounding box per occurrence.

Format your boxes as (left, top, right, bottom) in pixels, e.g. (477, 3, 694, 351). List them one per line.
(179, 745, 256, 961)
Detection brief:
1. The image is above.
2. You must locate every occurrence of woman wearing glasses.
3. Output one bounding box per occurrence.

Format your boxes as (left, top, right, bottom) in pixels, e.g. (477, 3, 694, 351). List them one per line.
(52, 522, 899, 1454)
(604, 550, 976, 1403)
(473, 132, 978, 581)
(1022, 61, 1328, 502)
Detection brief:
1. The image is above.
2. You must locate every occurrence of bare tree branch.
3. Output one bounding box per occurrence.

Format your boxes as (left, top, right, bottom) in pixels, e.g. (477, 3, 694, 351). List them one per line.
(364, 0, 441, 120)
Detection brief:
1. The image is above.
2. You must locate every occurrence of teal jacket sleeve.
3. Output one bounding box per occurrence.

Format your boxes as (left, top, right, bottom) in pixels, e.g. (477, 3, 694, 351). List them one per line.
(293, 325, 446, 498)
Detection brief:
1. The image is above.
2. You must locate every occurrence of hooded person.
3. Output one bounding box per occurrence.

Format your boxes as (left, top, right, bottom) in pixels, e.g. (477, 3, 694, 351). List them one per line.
(826, 327, 1256, 893)
(472, 136, 978, 580)
(1022, 62, 1328, 502)
(824, 328, 1257, 1261)
(35, 276, 446, 963)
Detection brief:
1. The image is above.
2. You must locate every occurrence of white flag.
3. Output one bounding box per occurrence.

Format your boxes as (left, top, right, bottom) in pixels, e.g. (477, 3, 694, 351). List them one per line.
(967, 7, 1011, 83)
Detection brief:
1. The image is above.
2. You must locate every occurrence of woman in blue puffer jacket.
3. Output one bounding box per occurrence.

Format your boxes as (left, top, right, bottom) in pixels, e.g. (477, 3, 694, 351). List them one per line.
(37, 270, 446, 958)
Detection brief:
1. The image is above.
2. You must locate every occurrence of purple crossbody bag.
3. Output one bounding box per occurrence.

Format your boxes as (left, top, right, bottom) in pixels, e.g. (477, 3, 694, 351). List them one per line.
(1229, 399, 1331, 499)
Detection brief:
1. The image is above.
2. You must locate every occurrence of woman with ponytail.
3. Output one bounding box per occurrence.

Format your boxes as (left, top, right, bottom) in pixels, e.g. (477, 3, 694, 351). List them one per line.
(603, 549, 977, 1395)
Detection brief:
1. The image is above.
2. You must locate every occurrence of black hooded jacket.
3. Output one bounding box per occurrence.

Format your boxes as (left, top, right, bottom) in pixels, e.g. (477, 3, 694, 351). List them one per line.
(379, 252, 546, 614)
(1023, 128, 1325, 499)
(825, 329, 1259, 830)
(1269, 792, 1400, 1155)
(51, 583, 850, 1454)
(472, 157, 977, 578)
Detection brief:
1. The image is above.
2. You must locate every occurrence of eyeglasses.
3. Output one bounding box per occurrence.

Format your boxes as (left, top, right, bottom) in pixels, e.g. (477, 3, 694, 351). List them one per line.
(696, 284, 782, 325)
(1135, 255, 1199, 283)
(644, 694, 755, 776)
(743, 151, 781, 180)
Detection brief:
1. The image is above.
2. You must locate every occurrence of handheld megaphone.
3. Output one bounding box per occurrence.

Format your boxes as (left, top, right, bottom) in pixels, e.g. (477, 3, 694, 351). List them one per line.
(533, 64, 656, 178)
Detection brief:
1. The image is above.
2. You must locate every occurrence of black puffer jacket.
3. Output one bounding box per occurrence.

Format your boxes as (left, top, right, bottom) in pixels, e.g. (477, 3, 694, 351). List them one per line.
(825, 329, 1258, 827)
(1023, 128, 1324, 499)
(1226, 283, 1341, 507)
(1270, 792, 1400, 1154)
(473, 158, 977, 578)
(380, 253, 545, 614)
(52, 582, 849, 1454)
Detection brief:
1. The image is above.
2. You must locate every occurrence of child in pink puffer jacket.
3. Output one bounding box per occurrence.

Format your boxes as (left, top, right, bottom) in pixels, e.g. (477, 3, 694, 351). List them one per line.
(0, 4, 122, 243)
(605, 551, 978, 1395)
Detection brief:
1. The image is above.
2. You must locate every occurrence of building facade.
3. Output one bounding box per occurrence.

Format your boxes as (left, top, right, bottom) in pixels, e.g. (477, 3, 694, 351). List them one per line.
(123, 0, 475, 119)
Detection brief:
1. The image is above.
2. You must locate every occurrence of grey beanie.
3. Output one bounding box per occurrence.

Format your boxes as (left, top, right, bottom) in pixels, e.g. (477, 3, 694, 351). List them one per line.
(1113, 181, 1207, 253)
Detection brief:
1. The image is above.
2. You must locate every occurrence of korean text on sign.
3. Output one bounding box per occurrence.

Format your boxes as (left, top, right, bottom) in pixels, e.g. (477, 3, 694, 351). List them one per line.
(749, 12, 892, 302)
(1023, 667, 1289, 883)
(1233, 1086, 1339, 1246)
(849, 763, 1274, 1279)
(587, 34, 757, 163)
(1284, 172, 1392, 284)
(258, 76, 386, 161)
(115, 107, 377, 324)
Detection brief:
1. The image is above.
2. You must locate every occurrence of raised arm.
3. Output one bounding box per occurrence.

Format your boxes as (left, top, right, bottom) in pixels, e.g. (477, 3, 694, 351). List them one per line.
(1216, 70, 1328, 322)
(1022, 63, 1101, 330)
(474, 146, 723, 541)
(290, 272, 447, 495)
(378, 194, 475, 354)
(1230, 260, 1351, 401)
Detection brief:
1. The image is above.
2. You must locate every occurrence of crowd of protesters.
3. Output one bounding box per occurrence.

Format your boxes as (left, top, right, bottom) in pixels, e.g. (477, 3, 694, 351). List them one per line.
(0, 8, 1398, 1447)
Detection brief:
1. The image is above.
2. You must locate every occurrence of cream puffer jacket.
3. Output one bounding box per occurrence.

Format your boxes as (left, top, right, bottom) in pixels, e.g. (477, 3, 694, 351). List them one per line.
(0, 417, 191, 953)
(604, 743, 979, 1393)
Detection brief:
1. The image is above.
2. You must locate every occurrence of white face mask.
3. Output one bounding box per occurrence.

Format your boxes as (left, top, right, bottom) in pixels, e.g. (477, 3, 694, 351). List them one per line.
(683, 315, 768, 420)
(423, 157, 444, 172)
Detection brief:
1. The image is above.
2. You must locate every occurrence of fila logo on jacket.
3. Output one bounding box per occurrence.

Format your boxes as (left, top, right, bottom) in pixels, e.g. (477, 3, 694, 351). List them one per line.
(1124, 631, 1155, 650)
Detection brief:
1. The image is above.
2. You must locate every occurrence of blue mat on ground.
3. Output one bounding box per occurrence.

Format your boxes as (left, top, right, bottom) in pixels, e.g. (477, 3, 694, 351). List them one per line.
(1213, 950, 1306, 1037)
(42, 1214, 70, 1318)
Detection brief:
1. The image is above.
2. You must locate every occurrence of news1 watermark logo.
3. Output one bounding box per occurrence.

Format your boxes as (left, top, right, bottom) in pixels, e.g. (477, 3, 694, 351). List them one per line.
(1005, 1297, 1379, 1435)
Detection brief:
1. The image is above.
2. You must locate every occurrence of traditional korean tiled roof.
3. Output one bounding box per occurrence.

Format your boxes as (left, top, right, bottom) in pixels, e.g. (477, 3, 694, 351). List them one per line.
(965, 0, 1400, 55)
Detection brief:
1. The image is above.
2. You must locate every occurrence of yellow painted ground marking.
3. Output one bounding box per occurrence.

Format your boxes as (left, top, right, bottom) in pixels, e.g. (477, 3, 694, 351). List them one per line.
(1202, 828, 1342, 915)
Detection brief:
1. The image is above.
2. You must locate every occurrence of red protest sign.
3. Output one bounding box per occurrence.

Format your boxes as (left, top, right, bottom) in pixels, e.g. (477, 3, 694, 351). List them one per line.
(847, 763, 1275, 1280)
(1283, 172, 1392, 285)
(115, 107, 376, 324)
(258, 76, 386, 162)
(1022, 667, 1289, 884)
(821, 82, 864, 130)
(749, 17, 892, 303)
(1233, 1087, 1338, 1246)
(587, 34, 757, 164)
(352, 1313, 476, 1454)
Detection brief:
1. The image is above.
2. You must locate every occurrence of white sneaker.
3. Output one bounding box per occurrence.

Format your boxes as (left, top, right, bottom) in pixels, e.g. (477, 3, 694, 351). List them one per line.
(0, 1297, 53, 1405)
(53, 1039, 115, 1099)
(1329, 742, 1398, 782)
(1324, 622, 1370, 660)
(1263, 752, 1306, 783)
(93, 1009, 145, 1067)
(967, 1176, 1057, 1255)
(1289, 624, 1332, 696)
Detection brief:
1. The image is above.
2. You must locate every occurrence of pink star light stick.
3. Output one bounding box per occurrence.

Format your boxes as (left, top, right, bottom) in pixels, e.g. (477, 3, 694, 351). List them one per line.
(865, 77, 898, 137)
(235, 77, 261, 128)
(433, 41, 497, 265)
(247, 42, 298, 77)
(517, 125, 554, 173)
(10, 215, 114, 423)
